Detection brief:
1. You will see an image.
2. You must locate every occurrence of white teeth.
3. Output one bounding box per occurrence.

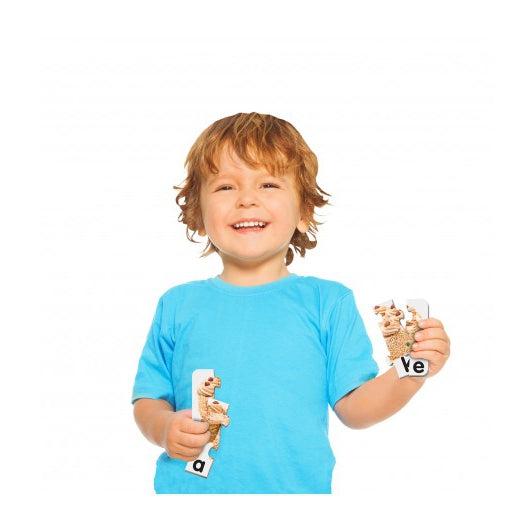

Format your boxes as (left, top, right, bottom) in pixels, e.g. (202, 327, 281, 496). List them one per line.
(233, 221, 266, 228)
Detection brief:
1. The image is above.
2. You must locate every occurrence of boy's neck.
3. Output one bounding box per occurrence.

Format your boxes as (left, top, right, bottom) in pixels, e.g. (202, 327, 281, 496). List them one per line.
(218, 263, 291, 287)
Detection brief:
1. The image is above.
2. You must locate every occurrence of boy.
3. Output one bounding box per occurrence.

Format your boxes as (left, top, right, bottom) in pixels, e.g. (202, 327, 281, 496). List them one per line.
(131, 112, 451, 494)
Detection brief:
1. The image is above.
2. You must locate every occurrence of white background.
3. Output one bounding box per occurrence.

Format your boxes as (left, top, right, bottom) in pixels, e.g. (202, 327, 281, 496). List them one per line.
(2, 0, 529, 529)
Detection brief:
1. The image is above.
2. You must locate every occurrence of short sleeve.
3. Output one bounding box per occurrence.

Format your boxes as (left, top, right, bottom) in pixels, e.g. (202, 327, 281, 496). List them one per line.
(325, 290, 379, 410)
(131, 296, 176, 409)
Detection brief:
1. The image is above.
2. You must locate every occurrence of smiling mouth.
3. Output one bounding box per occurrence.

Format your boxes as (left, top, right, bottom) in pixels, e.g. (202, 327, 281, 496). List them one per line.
(230, 222, 270, 234)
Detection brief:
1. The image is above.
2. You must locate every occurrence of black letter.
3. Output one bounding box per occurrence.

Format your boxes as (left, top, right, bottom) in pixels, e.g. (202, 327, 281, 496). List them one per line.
(413, 361, 425, 374)
(400, 357, 410, 372)
(193, 459, 205, 472)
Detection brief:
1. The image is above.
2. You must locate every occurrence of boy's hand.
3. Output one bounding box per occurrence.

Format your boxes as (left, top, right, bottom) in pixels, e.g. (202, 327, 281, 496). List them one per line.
(162, 409, 211, 462)
(410, 317, 451, 378)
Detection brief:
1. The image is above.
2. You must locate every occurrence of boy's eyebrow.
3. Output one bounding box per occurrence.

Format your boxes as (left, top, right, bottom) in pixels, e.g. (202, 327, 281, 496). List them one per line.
(211, 173, 287, 181)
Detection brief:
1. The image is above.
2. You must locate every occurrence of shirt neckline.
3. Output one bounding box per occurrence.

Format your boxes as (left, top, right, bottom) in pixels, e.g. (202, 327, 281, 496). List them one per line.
(207, 272, 299, 295)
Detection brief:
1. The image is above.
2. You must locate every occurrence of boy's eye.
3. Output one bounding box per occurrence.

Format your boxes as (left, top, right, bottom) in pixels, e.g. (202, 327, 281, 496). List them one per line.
(215, 183, 279, 191)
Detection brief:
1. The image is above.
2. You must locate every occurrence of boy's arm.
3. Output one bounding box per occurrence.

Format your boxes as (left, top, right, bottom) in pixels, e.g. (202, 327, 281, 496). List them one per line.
(133, 398, 174, 448)
(334, 367, 425, 429)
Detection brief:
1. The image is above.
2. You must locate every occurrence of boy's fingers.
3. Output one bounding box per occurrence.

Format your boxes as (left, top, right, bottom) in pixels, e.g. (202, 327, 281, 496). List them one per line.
(181, 414, 210, 434)
(413, 338, 449, 355)
(175, 433, 209, 453)
(419, 318, 444, 329)
(410, 350, 447, 364)
(178, 429, 210, 449)
(414, 327, 447, 341)
(172, 441, 202, 457)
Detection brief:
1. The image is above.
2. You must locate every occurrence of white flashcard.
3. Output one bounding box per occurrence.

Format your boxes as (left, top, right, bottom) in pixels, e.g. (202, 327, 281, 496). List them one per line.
(185, 443, 214, 478)
(406, 299, 429, 321)
(191, 369, 214, 421)
(394, 354, 429, 378)
(208, 397, 229, 411)
(185, 369, 230, 478)
(373, 298, 430, 378)
(401, 298, 430, 377)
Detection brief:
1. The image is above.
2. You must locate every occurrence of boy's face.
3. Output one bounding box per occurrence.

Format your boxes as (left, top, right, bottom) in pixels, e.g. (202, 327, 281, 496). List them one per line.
(198, 145, 308, 267)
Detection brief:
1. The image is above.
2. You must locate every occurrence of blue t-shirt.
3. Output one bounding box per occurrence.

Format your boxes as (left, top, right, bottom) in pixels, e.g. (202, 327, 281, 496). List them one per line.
(131, 273, 379, 494)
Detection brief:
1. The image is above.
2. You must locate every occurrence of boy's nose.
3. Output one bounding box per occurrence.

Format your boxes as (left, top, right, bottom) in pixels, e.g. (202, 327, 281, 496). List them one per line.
(236, 190, 261, 205)
(237, 198, 259, 207)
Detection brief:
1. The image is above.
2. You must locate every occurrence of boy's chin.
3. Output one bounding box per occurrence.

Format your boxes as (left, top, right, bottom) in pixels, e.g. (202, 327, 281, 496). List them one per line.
(221, 246, 292, 266)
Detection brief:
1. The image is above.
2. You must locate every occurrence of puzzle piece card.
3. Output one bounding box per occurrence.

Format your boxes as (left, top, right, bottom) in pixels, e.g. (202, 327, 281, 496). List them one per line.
(373, 299, 430, 378)
(185, 442, 214, 478)
(185, 369, 230, 478)
(190, 369, 214, 421)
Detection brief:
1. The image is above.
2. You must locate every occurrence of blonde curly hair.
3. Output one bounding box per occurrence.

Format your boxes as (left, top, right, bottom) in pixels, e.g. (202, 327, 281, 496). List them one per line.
(173, 112, 332, 266)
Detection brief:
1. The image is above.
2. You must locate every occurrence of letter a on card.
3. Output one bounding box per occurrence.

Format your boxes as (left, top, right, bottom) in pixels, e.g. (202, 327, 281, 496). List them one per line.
(185, 369, 230, 478)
